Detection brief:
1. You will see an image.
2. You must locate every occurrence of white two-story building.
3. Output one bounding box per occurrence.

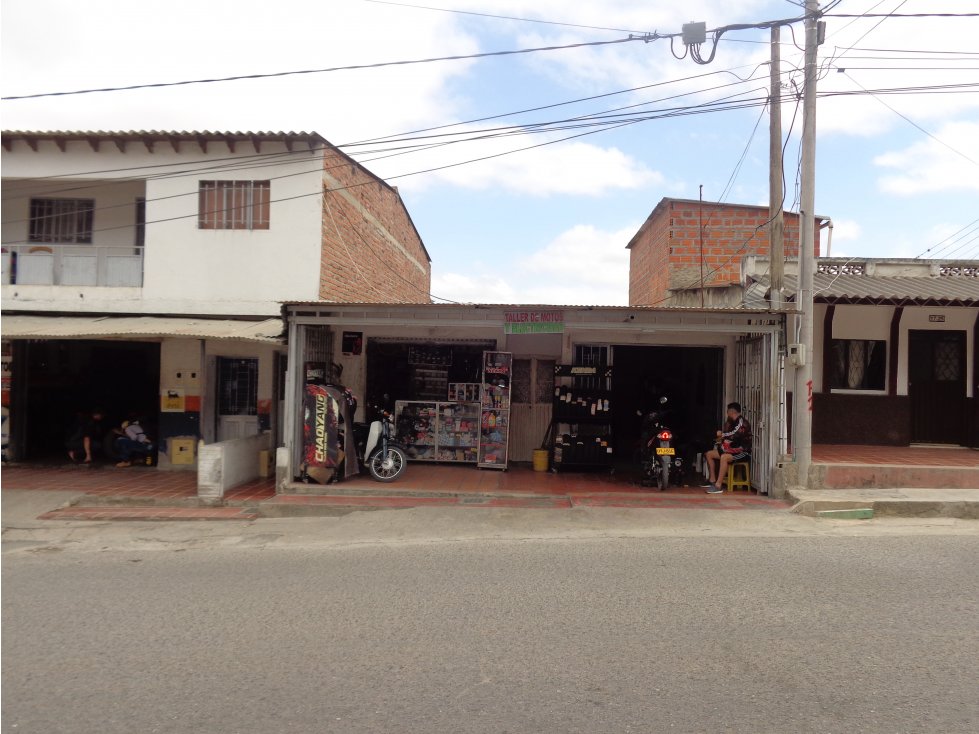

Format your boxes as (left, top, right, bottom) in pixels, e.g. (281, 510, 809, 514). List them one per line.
(1, 129, 431, 467)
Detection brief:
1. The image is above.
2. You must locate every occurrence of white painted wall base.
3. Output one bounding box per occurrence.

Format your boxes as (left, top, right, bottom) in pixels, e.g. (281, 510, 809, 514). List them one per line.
(197, 432, 271, 504)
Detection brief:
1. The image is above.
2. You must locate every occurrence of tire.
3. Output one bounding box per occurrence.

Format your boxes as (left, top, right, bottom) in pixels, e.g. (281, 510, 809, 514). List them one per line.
(657, 456, 669, 491)
(367, 445, 406, 483)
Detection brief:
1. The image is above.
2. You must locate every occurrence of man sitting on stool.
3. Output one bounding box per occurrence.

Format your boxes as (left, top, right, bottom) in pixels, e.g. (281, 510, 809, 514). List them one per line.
(702, 402, 752, 494)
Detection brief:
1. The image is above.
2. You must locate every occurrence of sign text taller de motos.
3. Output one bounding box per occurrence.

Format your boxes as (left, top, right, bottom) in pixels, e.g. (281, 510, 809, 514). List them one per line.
(504, 310, 564, 334)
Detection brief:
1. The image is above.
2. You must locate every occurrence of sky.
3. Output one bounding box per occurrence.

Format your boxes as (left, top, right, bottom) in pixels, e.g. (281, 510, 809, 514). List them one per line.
(2, 0, 977, 305)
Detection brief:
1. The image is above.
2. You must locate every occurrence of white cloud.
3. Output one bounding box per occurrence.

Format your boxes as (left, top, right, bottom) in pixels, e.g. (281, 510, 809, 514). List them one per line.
(874, 121, 979, 195)
(831, 218, 862, 241)
(383, 135, 661, 196)
(431, 223, 635, 304)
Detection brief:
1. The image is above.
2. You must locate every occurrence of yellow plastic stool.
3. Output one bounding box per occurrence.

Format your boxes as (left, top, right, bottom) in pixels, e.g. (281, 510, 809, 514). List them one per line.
(726, 461, 751, 492)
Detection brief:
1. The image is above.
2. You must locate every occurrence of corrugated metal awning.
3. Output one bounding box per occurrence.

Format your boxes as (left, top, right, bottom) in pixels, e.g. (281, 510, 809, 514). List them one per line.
(770, 273, 979, 306)
(0, 315, 284, 343)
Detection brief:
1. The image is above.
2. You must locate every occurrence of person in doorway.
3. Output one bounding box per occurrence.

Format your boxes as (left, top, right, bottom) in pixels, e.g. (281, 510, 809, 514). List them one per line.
(66, 408, 106, 464)
(114, 418, 153, 467)
(702, 402, 752, 494)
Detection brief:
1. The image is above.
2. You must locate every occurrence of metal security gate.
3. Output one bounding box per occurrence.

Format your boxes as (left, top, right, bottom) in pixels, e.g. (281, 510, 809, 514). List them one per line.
(734, 333, 781, 494)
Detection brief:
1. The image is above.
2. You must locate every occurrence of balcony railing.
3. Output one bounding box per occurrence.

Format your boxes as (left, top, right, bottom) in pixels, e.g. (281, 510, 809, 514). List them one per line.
(1, 245, 143, 287)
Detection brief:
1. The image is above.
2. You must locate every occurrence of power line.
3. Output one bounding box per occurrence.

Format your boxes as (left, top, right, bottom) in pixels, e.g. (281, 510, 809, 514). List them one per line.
(825, 12, 979, 18)
(358, 0, 651, 35)
(839, 70, 979, 167)
(0, 36, 650, 101)
(915, 218, 979, 259)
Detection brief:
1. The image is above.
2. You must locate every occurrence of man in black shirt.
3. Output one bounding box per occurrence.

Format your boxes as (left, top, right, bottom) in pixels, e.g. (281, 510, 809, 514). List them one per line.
(702, 402, 752, 494)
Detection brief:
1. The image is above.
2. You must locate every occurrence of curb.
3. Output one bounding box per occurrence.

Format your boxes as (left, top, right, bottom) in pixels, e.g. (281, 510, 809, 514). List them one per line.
(788, 489, 979, 520)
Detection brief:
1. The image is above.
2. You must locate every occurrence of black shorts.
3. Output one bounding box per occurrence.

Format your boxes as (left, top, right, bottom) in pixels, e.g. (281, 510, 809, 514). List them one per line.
(725, 450, 751, 462)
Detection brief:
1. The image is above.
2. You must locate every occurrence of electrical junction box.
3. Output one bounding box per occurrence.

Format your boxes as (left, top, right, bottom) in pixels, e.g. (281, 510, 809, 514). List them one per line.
(787, 343, 807, 367)
(682, 21, 706, 46)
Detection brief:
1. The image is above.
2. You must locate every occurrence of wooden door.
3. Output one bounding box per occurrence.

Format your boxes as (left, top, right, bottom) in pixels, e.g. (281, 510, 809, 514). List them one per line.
(908, 330, 967, 444)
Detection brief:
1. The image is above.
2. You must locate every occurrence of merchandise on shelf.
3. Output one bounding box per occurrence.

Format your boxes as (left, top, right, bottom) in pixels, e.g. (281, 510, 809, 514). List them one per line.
(395, 400, 480, 463)
(448, 382, 481, 402)
(478, 351, 513, 469)
(550, 364, 614, 470)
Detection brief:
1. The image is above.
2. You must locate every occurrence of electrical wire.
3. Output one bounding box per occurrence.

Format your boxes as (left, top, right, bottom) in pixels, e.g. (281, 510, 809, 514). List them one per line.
(838, 70, 979, 167)
(0, 36, 650, 101)
(915, 217, 979, 259)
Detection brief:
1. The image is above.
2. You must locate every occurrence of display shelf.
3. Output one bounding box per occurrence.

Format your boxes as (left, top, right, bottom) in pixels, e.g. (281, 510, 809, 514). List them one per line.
(448, 382, 481, 402)
(395, 400, 480, 463)
(478, 351, 513, 469)
(550, 364, 614, 471)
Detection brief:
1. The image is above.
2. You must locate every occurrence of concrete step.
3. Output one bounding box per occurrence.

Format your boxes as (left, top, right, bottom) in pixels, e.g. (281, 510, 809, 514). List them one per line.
(811, 463, 979, 490)
(280, 481, 560, 501)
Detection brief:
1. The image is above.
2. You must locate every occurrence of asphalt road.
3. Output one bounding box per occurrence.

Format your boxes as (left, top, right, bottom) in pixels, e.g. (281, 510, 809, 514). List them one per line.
(3, 535, 978, 734)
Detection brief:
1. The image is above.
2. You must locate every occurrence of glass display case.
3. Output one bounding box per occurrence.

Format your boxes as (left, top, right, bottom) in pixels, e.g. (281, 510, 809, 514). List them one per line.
(394, 400, 480, 463)
(478, 351, 513, 469)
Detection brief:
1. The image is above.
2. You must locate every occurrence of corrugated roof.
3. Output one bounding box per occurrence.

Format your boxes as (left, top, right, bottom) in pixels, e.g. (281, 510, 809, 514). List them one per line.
(761, 273, 979, 305)
(2, 130, 325, 143)
(283, 300, 779, 314)
(1, 315, 284, 342)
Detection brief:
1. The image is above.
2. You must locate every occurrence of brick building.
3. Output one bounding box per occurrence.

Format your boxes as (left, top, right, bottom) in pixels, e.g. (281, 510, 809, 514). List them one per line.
(320, 143, 431, 302)
(627, 198, 822, 307)
(1, 130, 431, 466)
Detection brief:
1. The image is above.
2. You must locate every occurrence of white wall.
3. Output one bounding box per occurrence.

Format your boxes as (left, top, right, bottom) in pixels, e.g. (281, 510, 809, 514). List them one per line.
(2, 138, 324, 315)
(832, 305, 892, 340)
(1, 179, 145, 248)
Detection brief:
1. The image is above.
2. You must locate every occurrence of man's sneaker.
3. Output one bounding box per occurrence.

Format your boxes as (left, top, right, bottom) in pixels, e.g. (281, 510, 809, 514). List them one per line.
(706, 486, 725, 494)
(699, 481, 713, 488)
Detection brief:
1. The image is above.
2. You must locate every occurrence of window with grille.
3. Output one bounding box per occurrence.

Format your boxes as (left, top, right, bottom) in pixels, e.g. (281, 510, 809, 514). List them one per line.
(198, 181, 270, 230)
(218, 358, 259, 415)
(830, 339, 886, 390)
(29, 198, 94, 243)
(573, 344, 609, 390)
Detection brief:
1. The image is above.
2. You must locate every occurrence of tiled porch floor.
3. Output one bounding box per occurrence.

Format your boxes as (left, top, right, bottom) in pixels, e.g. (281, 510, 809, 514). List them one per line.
(811, 444, 979, 467)
(0, 465, 276, 505)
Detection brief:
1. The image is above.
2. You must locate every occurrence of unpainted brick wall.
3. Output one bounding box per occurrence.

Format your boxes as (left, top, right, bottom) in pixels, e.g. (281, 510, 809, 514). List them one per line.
(319, 146, 432, 303)
(629, 200, 822, 306)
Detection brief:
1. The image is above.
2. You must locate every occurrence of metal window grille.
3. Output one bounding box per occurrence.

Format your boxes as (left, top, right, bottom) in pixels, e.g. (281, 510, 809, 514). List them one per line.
(218, 358, 259, 416)
(572, 344, 609, 390)
(28, 198, 94, 243)
(198, 181, 270, 230)
(135, 197, 146, 247)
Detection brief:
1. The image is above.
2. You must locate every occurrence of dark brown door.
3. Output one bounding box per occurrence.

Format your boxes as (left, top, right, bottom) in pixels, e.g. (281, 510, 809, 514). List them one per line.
(908, 330, 967, 444)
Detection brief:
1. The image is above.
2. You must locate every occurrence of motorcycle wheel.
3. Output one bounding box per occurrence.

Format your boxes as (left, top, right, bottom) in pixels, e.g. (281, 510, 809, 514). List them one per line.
(657, 456, 670, 491)
(367, 446, 406, 483)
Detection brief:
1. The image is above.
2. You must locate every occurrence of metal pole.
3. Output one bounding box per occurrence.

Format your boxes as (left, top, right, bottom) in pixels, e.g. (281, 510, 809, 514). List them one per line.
(769, 24, 785, 309)
(699, 185, 705, 308)
(793, 0, 819, 487)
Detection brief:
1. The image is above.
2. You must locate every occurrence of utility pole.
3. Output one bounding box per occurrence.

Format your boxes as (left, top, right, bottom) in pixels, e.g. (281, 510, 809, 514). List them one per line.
(793, 0, 820, 487)
(769, 25, 784, 309)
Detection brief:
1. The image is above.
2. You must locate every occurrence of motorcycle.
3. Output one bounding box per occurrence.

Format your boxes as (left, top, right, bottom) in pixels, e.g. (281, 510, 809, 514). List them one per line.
(638, 397, 683, 490)
(351, 405, 408, 483)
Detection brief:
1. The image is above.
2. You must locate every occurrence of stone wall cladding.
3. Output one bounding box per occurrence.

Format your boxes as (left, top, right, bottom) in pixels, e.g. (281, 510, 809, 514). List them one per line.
(319, 145, 432, 303)
(629, 199, 822, 306)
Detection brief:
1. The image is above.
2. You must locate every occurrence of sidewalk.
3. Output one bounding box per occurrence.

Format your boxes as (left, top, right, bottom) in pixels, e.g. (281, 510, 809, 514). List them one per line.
(788, 487, 979, 519)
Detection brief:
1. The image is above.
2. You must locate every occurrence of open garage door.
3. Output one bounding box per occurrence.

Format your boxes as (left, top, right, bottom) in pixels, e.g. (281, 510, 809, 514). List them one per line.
(734, 334, 782, 494)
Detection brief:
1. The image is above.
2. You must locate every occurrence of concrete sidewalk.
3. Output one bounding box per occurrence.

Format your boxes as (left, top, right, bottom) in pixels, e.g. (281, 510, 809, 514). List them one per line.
(788, 487, 979, 519)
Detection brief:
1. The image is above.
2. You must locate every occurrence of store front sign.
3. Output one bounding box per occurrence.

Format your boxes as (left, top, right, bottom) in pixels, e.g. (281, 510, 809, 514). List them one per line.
(504, 310, 564, 334)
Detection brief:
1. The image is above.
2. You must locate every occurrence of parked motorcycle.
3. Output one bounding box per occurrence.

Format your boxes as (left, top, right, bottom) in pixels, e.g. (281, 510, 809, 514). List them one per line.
(639, 397, 683, 490)
(352, 405, 408, 483)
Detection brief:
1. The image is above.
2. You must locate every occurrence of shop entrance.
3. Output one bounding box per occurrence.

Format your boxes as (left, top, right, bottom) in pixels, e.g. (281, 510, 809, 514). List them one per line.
(610, 345, 724, 469)
(14, 339, 160, 461)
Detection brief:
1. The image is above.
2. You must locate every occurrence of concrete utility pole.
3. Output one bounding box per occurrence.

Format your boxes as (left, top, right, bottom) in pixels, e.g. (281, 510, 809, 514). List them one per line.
(793, 0, 819, 487)
(769, 25, 785, 309)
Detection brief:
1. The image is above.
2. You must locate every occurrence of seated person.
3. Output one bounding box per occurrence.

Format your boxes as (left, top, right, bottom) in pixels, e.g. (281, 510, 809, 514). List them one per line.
(702, 402, 752, 494)
(114, 419, 153, 467)
(66, 408, 105, 464)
